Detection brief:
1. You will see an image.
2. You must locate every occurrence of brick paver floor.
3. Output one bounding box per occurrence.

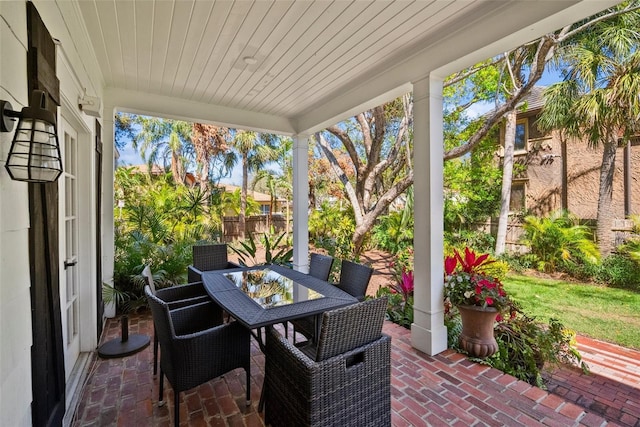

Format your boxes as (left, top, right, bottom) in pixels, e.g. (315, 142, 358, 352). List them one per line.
(71, 311, 639, 426)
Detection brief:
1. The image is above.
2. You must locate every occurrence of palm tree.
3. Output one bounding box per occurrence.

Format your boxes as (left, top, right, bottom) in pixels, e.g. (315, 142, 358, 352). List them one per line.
(133, 117, 192, 185)
(229, 131, 279, 239)
(538, 9, 640, 256)
(189, 123, 235, 193)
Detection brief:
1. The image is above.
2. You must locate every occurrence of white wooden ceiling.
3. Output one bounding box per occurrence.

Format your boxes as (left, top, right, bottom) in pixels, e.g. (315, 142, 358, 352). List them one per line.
(76, 0, 619, 134)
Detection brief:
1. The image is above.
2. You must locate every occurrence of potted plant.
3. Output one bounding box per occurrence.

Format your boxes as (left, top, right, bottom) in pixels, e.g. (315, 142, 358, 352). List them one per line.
(444, 248, 510, 358)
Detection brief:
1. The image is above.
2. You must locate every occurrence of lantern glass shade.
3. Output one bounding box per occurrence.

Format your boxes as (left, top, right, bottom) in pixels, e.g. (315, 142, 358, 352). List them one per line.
(4, 91, 63, 183)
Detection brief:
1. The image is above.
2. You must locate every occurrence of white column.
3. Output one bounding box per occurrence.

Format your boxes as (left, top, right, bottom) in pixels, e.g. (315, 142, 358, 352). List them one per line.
(102, 98, 116, 318)
(411, 76, 448, 355)
(292, 134, 310, 273)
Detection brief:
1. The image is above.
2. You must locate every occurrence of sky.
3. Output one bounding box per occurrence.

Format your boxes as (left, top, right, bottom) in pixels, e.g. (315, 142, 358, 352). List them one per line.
(118, 68, 564, 185)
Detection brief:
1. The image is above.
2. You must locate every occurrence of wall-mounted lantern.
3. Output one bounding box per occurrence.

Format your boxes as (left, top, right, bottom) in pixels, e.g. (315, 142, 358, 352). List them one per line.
(1, 90, 62, 183)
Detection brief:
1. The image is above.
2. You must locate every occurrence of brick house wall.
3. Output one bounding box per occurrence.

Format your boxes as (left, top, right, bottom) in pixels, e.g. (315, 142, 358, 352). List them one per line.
(509, 110, 640, 221)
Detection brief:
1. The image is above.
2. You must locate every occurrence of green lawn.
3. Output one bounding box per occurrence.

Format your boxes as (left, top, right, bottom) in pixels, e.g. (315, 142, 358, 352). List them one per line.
(504, 274, 640, 350)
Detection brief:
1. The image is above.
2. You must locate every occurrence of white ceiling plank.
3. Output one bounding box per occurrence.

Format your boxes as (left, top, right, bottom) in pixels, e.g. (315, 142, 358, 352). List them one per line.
(216, 1, 297, 107)
(279, 1, 470, 117)
(202, 1, 276, 104)
(114, 1, 137, 90)
(170, 1, 216, 97)
(264, 0, 425, 116)
(180, 1, 235, 99)
(148, 0, 175, 93)
(77, 0, 113, 85)
(231, 0, 334, 111)
(189, 1, 254, 102)
(94, 1, 126, 88)
(160, 1, 198, 95)
(133, 0, 154, 93)
(242, 0, 363, 112)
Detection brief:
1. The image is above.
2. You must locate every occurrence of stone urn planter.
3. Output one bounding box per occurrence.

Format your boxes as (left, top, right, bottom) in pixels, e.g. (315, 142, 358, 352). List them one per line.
(457, 304, 499, 358)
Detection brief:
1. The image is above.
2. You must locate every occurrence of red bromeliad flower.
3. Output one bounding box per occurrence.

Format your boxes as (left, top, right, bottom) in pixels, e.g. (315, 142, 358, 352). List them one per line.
(455, 247, 494, 274)
(443, 247, 510, 314)
(444, 255, 457, 276)
(401, 270, 414, 294)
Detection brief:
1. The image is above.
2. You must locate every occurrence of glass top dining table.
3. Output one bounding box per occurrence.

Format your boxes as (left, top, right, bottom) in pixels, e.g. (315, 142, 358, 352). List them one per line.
(201, 264, 358, 330)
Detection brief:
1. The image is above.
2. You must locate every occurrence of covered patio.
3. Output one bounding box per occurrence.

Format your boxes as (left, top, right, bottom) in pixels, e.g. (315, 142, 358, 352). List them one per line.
(0, 1, 629, 425)
(92, 0, 623, 358)
(71, 312, 640, 426)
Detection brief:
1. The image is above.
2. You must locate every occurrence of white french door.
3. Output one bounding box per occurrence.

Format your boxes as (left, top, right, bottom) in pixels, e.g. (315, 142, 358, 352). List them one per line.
(60, 117, 80, 377)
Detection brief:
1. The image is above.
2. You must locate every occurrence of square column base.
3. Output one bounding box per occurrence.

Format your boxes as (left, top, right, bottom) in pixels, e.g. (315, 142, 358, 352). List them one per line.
(411, 322, 448, 356)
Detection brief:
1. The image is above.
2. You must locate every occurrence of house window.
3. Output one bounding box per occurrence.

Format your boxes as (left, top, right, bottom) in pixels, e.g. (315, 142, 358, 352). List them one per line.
(510, 182, 526, 212)
(515, 119, 528, 152)
(261, 204, 270, 215)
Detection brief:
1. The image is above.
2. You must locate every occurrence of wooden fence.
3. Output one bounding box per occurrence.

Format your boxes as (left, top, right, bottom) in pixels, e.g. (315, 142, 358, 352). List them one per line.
(222, 214, 288, 242)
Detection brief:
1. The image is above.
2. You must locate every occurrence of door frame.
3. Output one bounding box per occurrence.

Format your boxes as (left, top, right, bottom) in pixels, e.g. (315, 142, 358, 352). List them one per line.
(58, 94, 98, 420)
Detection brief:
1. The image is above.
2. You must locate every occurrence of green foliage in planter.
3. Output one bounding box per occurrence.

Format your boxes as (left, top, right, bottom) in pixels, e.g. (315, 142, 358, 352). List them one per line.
(445, 306, 588, 388)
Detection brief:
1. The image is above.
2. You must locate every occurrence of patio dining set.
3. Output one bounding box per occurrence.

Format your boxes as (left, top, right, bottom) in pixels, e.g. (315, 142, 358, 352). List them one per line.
(145, 243, 391, 427)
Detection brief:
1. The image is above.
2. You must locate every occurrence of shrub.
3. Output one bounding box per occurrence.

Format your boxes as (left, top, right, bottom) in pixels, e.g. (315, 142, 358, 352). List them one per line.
(377, 248, 414, 329)
(230, 231, 293, 267)
(444, 230, 495, 254)
(372, 187, 414, 254)
(490, 311, 588, 388)
(521, 210, 599, 273)
(497, 253, 535, 273)
(372, 211, 413, 254)
(309, 202, 356, 259)
(376, 286, 413, 328)
(597, 254, 640, 291)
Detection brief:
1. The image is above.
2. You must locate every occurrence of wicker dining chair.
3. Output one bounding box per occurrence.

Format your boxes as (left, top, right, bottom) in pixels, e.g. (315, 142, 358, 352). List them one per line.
(145, 286, 251, 427)
(187, 243, 242, 282)
(288, 253, 334, 341)
(265, 297, 391, 427)
(308, 253, 334, 281)
(292, 258, 372, 344)
(142, 266, 211, 375)
(336, 259, 374, 301)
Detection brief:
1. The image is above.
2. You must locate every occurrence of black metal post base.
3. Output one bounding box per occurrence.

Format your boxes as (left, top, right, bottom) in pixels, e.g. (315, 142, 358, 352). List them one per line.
(98, 314, 150, 358)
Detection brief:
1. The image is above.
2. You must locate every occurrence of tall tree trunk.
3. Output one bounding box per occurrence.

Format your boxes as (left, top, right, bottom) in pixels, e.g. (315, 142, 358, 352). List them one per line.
(596, 140, 617, 257)
(561, 136, 568, 210)
(352, 222, 372, 257)
(240, 154, 248, 240)
(495, 110, 517, 255)
(170, 151, 182, 185)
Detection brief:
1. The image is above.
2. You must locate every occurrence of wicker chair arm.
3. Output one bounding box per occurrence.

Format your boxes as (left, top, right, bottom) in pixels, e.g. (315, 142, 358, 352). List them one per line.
(268, 327, 316, 367)
(155, 281, 206, 301)
(187, 265, 203, 283)
(170, 301, 223, 336)
(188, 262, 244, 282)
(172, 320, 247, 346)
